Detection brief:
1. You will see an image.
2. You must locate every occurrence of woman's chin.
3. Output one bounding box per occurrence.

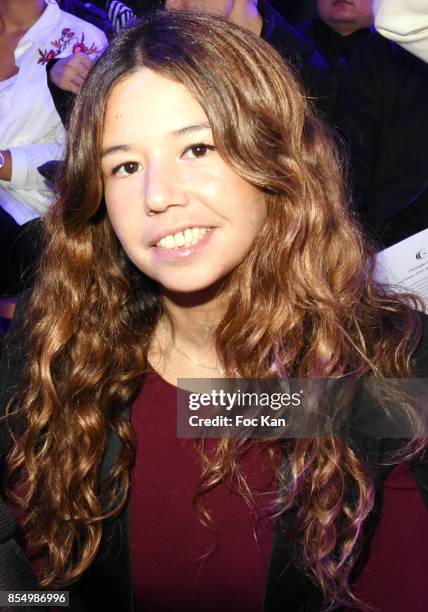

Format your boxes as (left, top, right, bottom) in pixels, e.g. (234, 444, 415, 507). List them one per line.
(160, 278, 228, 307)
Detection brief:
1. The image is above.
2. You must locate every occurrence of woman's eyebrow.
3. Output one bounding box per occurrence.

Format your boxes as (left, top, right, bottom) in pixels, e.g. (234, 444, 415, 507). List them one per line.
(101, 144, 131, 158)
(171, 122, 211, 137)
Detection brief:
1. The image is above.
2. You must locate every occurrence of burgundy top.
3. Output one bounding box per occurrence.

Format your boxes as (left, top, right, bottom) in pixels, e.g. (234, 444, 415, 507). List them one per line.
(6, 372, 427, 611)
(130, 368, 276, 612)
(130, 369, 428, 611)
(346, 461, 428, 612)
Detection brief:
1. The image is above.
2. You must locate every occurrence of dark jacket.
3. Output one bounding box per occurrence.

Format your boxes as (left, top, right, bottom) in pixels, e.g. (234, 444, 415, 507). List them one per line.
(1, 296, 428, 611)
(298, 18, 371, 74)
(296, 17, 371, 114)
(334, 33, 428, 246)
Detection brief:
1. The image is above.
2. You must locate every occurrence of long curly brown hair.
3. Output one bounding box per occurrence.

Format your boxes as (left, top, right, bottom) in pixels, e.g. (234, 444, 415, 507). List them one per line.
(5, 10, 425, 608)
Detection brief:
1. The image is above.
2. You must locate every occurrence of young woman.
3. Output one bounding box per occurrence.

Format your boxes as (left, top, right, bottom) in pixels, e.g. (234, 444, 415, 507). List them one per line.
(0, 10, 427, 612)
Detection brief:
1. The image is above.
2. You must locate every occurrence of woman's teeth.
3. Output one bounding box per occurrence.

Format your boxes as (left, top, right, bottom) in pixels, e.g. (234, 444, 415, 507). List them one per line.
(156, 227, 210, 249)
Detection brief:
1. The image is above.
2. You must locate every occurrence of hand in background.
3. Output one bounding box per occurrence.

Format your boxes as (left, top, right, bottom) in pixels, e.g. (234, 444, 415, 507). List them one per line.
(48, 52, 94, 94)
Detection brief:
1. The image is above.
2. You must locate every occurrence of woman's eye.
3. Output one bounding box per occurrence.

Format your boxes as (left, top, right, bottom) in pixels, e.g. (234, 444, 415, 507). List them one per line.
(183, 143, 215, 159)
(113, 161, 143, 177)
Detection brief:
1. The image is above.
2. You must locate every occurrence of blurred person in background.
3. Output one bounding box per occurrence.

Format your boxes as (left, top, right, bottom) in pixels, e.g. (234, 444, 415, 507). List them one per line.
(316, 0, 373, 36)
(298, 0, 374, 75)
(0, 0, 106, 295)
(48, 0, 336, 124)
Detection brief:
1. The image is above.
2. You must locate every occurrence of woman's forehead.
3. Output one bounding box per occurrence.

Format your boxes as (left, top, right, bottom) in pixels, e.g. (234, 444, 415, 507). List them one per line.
(102, 69, 211, 145)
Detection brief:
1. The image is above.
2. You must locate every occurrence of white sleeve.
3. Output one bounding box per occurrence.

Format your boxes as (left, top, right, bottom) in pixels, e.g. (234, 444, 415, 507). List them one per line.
(374, 0, 428, 62)
(56, 15, 108, 60)
(8, 140, 64, 191)
(107, 1, 136, 34)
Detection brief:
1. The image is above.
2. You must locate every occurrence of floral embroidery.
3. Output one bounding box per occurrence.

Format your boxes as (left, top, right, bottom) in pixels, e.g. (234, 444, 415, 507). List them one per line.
(38, 29, 99, 64)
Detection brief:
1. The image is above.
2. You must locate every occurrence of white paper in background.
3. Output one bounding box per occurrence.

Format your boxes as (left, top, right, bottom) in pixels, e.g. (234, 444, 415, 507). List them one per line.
(375, 228, 428, 311)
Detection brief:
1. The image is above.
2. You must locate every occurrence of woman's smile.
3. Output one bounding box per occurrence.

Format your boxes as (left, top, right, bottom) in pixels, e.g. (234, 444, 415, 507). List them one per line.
(151, 226, 217, 261)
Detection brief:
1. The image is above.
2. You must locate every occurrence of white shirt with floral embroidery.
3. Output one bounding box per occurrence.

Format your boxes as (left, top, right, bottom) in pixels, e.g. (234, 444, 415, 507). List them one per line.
(0, 0, 107, 225)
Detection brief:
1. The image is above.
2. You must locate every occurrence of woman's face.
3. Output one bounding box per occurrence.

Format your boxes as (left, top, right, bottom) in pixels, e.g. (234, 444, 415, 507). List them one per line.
(101, 68, 266, 294)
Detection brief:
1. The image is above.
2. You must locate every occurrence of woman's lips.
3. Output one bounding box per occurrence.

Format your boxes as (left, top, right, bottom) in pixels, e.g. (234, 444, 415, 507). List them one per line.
(151, 227, 216, 261)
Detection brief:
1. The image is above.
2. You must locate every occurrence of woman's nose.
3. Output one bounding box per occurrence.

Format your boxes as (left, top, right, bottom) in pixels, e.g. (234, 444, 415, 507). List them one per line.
(143, 161, 188, 214)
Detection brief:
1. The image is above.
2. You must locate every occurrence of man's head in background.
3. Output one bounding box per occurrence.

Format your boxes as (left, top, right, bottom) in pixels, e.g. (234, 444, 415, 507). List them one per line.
(165, 0, 233, 11)
(164, 1, 262, 34)
(317, 0, 373, 36)
(140, 0, 255, 17)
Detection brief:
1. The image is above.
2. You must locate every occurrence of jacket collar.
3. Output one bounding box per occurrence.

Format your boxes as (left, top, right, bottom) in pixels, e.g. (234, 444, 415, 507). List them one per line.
(71, 405, 135, 611)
